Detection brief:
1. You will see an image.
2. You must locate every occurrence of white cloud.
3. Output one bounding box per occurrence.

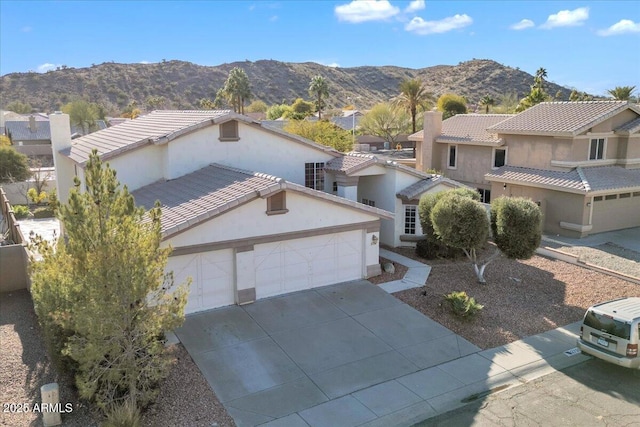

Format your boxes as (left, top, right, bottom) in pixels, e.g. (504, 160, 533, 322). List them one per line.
(269, 15, 279, 22)
(405, 0, 425, 13)
(405, 14, 472, 35)
(335, 0, 400, 23)
(510, 19, 534, 30)
(140, 60, 151, 64)
(312, 60, 340, 68)
(37, 63, 60, 72)
(540, 7, 589, 29)
(597, 19, 640, 36)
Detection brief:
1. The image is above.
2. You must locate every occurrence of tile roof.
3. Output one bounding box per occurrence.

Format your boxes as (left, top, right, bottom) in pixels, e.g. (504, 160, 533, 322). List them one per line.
(65, 110, 233, 164)
(131, 163, 393, 238)
(325, 153, 377, 174)
(615, 117, 640, 134)
(438, 114, 514, 144)
(485, 165, 640, 194)
(487, 101, 640, 136)
(396, 175, 465, 200)
(407, 114, 514, 145)
(5, 120, 51, 141)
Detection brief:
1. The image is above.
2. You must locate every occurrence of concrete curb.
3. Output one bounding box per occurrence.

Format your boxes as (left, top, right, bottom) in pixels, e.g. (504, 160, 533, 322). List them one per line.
(536, 246, 640, 285)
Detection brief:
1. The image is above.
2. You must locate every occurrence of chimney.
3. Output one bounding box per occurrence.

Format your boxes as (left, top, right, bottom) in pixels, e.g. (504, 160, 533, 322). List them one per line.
(49, 112, 74, 206)
(29, 115, 37, 133)
(417, 111, 443, 172)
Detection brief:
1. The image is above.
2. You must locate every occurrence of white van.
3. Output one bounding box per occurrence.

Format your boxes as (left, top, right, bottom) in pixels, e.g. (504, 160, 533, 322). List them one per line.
(577, 297, 640, 369)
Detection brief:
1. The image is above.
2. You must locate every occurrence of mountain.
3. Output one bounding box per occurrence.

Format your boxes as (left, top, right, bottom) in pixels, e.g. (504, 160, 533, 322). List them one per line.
(0, 59, 576, 114)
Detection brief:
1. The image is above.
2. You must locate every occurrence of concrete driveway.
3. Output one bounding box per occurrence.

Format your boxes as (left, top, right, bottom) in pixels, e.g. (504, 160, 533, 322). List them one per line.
(175, 280, 480, 427)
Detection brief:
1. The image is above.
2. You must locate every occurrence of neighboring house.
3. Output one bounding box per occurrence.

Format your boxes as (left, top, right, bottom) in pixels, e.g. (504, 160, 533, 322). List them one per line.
(50, 110, 393, 314)
(325, 153, 464, 247)
(331, 110, 363, 132)
(411, 101, 640, 237)
(356, 134, 414, 151)
(4, 116, 53, 162)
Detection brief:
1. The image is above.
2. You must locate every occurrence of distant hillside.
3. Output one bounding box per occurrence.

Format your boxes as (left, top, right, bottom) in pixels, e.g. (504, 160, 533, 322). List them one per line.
(0, 59, 577, 114)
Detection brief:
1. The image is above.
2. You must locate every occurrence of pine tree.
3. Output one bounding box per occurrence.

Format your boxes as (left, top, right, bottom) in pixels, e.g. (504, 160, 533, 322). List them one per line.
(30, 149, 189, 412)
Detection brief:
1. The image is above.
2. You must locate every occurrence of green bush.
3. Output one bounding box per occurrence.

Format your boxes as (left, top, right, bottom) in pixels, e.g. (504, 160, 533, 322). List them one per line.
(12, 204, 31, 219)
(490, 196, 542, 259)
(444, 291, 483, 318)
(33, 206, 55, 218)
(0, 146, 31, 183)
(415, 238, 462, 260)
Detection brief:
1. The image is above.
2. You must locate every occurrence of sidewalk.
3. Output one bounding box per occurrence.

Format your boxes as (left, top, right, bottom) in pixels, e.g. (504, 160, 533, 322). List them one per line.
(355, 322, 589, 427)
(352, 249, 591, 427)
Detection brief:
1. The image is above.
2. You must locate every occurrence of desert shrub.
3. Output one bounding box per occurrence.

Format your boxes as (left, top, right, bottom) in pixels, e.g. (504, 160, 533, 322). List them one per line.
(103, 400, 141, 427)
(415, 238, 462, 260)
(444, 291, 483, 318)
(33, 206, 55, 218)
(28, 188, 48, 205)
(490, 196, 542, 259)
(12, 204, 30, 219)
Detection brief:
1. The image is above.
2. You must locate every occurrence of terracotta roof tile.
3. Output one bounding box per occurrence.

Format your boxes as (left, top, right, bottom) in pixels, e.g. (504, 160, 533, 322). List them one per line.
(408, 114, 514, 144)
(325, 153, 376, 173)
(488, 101, 639, 136)
(396, 176, 465, 200)
(66, 110, 232, 164)
(132, 163, 394, 238)
(486, 165, 640, 194)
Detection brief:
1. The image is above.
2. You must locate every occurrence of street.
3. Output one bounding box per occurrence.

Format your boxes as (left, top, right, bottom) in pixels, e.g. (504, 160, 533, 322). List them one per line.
(417, 359, 640, 426)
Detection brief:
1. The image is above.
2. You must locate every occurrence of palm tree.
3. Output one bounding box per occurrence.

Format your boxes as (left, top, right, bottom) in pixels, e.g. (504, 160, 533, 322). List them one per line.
(223, 67, 252, 114)
(479, 95, 496, 114)
(309, 76, 329, 120)
(395, 78, 434, 134)
(607, 86, 636, 101)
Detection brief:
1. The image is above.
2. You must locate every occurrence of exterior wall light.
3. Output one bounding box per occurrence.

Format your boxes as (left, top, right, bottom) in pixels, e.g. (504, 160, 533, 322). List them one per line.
(371, 235, 379, 246)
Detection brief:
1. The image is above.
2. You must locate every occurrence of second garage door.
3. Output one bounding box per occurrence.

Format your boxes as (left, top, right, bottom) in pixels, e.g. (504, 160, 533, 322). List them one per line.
(255, 230, 364, 299)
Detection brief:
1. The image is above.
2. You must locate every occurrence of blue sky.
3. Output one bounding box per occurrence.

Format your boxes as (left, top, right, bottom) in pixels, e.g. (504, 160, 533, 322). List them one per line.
(1, 1, 638, 96)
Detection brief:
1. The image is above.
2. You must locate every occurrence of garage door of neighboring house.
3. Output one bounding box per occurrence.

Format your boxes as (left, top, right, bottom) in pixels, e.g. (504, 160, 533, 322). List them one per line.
(591, 194, 640, 234)
(167, 250, 235, 314)
(255, 230, 364, 299)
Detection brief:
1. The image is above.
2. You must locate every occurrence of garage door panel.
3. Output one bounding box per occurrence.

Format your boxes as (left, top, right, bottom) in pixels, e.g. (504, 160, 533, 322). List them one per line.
(255, 230, 363, 299)
(168, 250, 234, 314)
(592, 197, 640, 233)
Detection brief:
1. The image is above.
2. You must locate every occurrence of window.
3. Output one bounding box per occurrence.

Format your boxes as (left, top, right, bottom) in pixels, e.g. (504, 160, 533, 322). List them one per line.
(589, 138, 605, 160)
(333, 181, 338, 192)
(448, 145, 457, 169)
(493, 148, 506, 168)
(477, 188, 491, 203)
(619, 193, 631, 199)
(594, 196, 603, 202)
(633, 192, 640, 197)
(605, 194, 617, 201)
(219, 120, 239, 141)
(266, 191, 287, 215)
(362, 198, 376, 207)
(404, 205, 417, 234)
(305, 162, 325, 190)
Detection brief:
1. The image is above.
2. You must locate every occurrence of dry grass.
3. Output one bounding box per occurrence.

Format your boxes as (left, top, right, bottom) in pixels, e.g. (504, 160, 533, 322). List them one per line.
(392, 247, 640, 349)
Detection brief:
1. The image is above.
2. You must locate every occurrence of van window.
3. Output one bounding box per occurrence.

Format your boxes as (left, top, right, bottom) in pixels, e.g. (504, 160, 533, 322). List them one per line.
(584, 311, 631, 339)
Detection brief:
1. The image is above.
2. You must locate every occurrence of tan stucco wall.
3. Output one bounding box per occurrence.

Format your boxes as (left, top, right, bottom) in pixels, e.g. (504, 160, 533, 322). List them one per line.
(501, 135, 573, 169)
(592, 110, 637, 133)
(624, 135, 640, 163)
(0, 245, 29, 292)
(490, 183, 587, 237)
(441, 144, 493, 186)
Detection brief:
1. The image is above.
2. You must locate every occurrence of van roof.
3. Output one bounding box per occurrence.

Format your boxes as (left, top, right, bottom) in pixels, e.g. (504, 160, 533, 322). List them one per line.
(591, 297, 640, 320)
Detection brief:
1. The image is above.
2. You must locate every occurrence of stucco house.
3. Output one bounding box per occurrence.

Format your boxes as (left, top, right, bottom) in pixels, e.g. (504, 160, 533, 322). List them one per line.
(50, 110, 400, 314)
(324, 153, 464, 247)
(411, 101, 640, 237)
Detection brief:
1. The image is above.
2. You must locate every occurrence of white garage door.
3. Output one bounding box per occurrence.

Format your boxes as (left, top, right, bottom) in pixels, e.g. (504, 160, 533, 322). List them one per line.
(255, 230, 364, 299)
(167, 250, 235, 314)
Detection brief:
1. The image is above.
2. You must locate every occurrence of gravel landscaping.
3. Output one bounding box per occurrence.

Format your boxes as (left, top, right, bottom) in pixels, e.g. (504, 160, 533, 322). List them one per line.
(367, 256, 409, 285)
(544, 241, 640, 279)
(0, 289, 234, 427)
(391, 246, 640, 349)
